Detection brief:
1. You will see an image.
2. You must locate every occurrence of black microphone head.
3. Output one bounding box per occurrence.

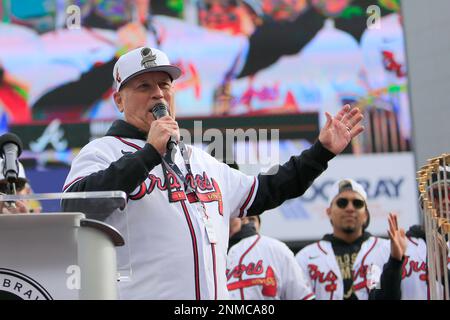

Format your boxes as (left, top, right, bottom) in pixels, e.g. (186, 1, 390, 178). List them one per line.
(151, 103, 169, 120)
(0, 133, 23, 157)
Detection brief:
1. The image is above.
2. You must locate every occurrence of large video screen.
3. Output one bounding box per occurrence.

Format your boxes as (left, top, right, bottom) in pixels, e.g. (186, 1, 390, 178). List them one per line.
(1, 1, 409, 149)
(1, 0, 418, 240)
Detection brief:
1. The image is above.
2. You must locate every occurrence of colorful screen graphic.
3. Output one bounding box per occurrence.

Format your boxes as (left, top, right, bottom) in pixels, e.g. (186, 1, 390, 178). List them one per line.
(1, 0, 408, 153)
(0, 0, 419, 240)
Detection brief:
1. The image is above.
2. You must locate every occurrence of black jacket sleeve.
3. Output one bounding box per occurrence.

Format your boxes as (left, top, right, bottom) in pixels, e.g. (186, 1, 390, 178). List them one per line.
(369, 256, 404, 300)
(247, 140, 335, 216)
(62, 143, 161, 216)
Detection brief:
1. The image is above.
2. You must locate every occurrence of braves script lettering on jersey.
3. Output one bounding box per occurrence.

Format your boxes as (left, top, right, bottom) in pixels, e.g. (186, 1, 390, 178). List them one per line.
(227, 234, 315, 300)
(65, 136, 255, 299)
(402, 237, 450, 300)
(295, 237, 391, 300)
(401, 237, 429, 300)
(63, 120, 334, 299)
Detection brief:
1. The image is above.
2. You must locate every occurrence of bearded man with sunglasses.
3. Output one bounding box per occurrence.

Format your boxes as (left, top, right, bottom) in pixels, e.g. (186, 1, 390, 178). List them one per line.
(295, 178, 407, 300)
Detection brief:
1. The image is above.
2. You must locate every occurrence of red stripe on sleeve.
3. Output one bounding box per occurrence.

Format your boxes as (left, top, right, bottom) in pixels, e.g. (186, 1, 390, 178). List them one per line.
(239, 177, 257, 217)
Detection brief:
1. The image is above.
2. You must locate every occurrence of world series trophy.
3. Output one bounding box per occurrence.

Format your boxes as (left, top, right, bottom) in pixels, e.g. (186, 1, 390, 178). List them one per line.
(417, 154, 450, 300)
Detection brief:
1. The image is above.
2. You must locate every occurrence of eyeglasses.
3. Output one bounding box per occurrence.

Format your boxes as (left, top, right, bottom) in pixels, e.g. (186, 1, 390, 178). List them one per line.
(335, 198, 365, 209)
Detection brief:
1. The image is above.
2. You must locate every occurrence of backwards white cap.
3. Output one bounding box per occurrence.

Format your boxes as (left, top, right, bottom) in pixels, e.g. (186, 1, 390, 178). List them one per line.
(113, 47, 182, 91)
(327, 178, 367, 205)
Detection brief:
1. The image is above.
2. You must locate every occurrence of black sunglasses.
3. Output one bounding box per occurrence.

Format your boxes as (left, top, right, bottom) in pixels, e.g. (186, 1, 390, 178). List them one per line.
(336, 198, 365, 209)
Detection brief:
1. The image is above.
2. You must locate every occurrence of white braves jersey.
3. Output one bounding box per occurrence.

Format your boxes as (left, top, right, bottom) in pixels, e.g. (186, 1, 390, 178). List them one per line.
(402, 237, 450, 300)
(227, 235, 315, 300)
(401, 237, 428, 300)
(64, 136, 258, 299)
(295, 237, 390, 300)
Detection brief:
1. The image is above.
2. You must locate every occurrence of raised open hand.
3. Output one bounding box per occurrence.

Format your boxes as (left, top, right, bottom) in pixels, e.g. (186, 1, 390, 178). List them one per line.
(318, 104, 364, 155)
(388, 212, 407, 261)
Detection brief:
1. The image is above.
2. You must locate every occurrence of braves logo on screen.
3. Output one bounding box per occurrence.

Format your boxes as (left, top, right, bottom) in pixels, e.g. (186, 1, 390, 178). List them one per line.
(0, 268, 52, 300)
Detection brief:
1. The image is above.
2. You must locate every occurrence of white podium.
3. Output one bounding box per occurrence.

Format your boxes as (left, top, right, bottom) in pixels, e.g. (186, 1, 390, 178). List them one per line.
(0, 191, 126, 300)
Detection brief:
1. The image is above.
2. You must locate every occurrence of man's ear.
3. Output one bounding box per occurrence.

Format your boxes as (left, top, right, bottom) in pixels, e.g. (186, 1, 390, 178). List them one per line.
(114, 91, 124, 113)
(363, 208, 370, 229)
(326, 207, 334, 226)
(326, 207, 332, 218)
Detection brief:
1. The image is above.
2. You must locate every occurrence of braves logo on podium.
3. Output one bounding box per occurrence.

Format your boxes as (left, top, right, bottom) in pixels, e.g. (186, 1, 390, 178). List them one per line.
(0, 268, 52, 300)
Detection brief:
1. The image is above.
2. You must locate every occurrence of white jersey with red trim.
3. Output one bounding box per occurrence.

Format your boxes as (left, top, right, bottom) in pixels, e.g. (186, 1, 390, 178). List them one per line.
(295, 237, 390, 300)
(402, 237, 450, 300)
(64, 136, 258, 299)
(227, 235, 315, 300)
(401, 237, 429, 300)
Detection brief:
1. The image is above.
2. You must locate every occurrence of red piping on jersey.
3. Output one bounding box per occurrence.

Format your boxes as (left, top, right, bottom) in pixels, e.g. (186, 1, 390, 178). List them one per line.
(180, 200, 201, 300)
(317, 242, 327, 255)
(113, 137, 146, 200)
(237, 235, 261, 300)
(239, 177, 256, 217)
(358, 237, 378, 295)
(303, 293, 315, 300)
(113, 136, 142, 150)
(63, 176, 85, 191)
(211, 243, 217, 300)
(408, 236, 419, 246)
(129, 182, 147, 200)
(227, 270, 276, 294)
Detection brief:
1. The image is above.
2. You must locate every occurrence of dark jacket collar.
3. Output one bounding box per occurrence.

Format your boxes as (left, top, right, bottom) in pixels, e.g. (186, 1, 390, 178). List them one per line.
(406, 225, 426, 241)
(322, 231, 372, 246)
(228, 222, 258, 251)
(105, 120, 147, 140)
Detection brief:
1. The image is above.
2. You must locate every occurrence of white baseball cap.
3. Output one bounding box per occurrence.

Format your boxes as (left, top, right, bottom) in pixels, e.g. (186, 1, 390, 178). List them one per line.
(327, 178, 367, 205)
(113, 47, 182, 91)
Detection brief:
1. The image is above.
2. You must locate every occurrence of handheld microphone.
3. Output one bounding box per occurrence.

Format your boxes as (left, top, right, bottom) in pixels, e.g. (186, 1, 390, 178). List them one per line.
(0, 133, 23, 184)
(151, 103, 177, 151)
